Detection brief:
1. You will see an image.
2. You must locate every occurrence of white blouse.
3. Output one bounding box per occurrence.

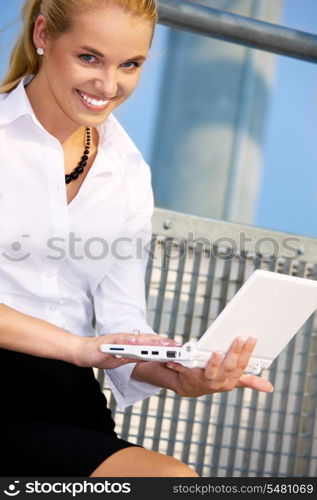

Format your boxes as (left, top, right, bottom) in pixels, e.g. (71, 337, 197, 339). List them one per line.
(0, 76, 160, 408)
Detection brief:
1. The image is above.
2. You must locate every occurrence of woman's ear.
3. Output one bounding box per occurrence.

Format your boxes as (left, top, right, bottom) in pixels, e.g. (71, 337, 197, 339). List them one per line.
(33, 14, 49, 52)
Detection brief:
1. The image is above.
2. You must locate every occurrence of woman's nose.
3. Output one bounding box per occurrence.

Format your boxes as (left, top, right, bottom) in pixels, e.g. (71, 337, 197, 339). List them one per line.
(95, 70, 118, 98)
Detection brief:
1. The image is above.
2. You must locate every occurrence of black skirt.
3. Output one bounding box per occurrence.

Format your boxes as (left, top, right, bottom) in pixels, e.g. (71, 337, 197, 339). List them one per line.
(0, 348, 139, 476)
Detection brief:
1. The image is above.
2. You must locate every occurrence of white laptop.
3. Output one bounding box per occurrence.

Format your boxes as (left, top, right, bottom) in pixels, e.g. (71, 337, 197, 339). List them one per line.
(100, 270, 317, 375)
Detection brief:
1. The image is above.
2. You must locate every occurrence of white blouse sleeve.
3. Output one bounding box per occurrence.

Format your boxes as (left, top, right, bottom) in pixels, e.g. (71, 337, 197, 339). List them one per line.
(93, 159, 161, 408)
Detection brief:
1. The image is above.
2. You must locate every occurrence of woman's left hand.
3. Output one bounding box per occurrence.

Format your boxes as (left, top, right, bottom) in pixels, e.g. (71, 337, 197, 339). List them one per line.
(166, 336, 274, 396)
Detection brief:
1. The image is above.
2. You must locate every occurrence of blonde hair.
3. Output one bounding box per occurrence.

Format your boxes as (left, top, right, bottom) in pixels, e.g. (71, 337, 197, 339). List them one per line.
(0, 0, 157, 94)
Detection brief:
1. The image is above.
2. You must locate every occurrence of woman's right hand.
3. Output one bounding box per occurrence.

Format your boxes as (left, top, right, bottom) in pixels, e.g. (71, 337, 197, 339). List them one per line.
(74, 332, 180, 370)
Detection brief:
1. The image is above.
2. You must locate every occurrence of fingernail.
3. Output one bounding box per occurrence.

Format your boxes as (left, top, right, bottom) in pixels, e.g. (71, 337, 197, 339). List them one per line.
(214, 350, 223, 359)
(159, 340, 181, 346)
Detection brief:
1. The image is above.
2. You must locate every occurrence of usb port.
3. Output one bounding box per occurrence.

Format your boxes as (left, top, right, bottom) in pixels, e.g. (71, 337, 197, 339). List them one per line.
(151, 351, 159, 355)
(141, 350, 148, 355)
(167, 351, 176, 358)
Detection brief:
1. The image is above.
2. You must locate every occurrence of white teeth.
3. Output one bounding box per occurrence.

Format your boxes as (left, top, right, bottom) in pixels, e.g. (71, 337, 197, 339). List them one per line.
(79, 91, 109, 107)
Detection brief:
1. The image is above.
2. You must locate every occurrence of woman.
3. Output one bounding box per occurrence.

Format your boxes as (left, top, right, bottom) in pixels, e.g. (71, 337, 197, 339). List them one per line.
(0, 0, 273, 477)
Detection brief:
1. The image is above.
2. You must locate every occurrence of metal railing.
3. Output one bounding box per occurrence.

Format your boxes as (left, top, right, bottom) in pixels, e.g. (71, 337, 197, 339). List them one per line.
(157, 0, 317, 63)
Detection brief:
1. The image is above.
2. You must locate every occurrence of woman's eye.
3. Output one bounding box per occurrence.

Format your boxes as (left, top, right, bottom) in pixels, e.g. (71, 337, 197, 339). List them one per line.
(79, 54, 97, 64)
(121, 61, 140, 69)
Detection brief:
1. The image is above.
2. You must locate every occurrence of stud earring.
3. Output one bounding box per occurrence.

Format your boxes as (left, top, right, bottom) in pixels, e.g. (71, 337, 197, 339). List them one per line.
(37, 47, 44, 56)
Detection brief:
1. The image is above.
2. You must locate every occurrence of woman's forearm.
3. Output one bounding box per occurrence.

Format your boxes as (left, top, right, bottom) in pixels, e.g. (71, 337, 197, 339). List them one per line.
(0, 303, 81, 364)
(0, 305, 181, 372)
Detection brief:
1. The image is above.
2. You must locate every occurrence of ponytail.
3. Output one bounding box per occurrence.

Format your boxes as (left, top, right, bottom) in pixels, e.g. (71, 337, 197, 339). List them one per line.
(0, 0, 43, 93)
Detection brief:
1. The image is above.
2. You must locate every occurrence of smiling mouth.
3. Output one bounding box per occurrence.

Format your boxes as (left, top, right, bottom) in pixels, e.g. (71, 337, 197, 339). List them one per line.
(76, 89, 111, 109)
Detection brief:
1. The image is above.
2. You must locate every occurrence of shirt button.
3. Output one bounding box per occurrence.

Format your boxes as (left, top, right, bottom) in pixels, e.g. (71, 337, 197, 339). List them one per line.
(50, 305, 57, 311)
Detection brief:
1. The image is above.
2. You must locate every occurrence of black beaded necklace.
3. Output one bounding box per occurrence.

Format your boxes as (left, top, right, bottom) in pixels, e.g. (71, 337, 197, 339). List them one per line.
(65, 127, 91, 184)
